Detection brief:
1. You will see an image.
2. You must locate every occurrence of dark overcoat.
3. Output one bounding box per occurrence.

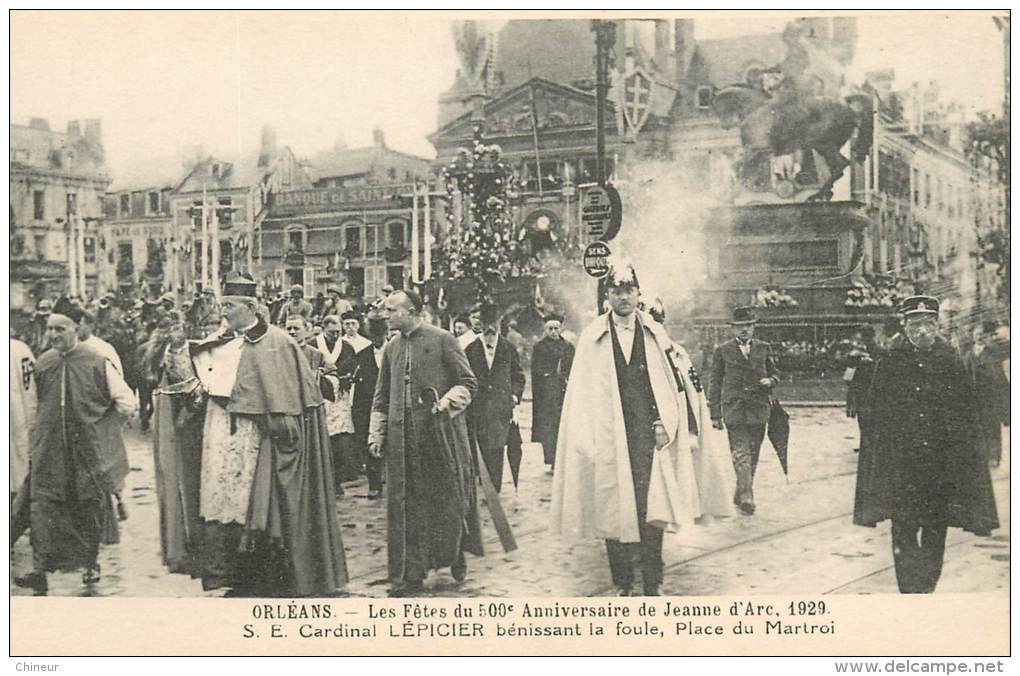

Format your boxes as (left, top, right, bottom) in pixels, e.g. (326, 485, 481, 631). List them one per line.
(371, 323, 482, 583)
(964, 346, 1010, 464)
(853, 337, 999, 535)
(464, 336, 525, 450)
(530, 336, 574, 447)
(707, 338, 780, 426)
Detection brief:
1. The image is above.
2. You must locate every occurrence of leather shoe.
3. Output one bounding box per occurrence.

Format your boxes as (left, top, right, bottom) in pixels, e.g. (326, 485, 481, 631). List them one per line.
(14, 571, 47, 594)
(739, 501, 756, 516)
(643, 586, 662, 596)
(616, 586, 632, 597)
(451, 553, 467, 582)
(82, 564, 101, 584)
(388, 580, 424, 597)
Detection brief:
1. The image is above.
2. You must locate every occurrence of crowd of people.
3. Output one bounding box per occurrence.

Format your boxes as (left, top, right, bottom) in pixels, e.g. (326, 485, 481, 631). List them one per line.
(9, 263, 1008, 598)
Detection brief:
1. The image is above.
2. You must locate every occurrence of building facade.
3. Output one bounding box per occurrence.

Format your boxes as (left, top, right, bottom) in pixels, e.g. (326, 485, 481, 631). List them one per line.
(102, 181, 174, 293)
(166, 126, 312, 296)
(255, 131, 433, 300)
(10, 118, 110, 310)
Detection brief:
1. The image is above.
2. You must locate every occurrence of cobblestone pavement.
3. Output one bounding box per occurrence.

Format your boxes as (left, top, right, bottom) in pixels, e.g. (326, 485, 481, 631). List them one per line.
(11, 405, 1010, 598)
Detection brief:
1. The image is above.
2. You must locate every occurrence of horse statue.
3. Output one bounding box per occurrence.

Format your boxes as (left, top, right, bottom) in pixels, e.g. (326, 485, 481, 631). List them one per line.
(712, 84, 874, 201)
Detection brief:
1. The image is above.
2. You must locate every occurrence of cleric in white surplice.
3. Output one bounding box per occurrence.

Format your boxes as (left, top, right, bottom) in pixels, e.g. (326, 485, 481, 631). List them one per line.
(551, 260, 733, 596)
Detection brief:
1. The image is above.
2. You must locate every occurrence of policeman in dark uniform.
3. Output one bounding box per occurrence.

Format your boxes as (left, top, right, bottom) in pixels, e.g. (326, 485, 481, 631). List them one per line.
(853, 296, 999, 593)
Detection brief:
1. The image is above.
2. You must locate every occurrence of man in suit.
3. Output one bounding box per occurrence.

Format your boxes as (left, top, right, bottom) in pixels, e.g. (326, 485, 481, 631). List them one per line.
(463, 304, 525, 493)
(708, 306, 780, 515)
(530, 312, 574, 472)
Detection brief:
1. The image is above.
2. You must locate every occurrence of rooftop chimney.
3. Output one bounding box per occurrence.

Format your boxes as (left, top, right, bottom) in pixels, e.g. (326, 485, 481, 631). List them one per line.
(372, 128, 386, 149)
(29, 117, 50, 131)
(67, 121, 82, 138)
(673, 19, 694, 82)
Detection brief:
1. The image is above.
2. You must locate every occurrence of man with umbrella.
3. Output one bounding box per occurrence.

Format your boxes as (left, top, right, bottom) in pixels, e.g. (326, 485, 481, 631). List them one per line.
(853, 296, 998, 593)
(707, 306, 780, 516)
(369, 289, 482, 596)
(531, 312, 574, 473)
(463, 303, 525, 493)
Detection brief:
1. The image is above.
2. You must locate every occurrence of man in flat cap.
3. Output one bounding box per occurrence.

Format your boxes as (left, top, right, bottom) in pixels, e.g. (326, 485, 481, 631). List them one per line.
(854, 296, 998, 593)
(707, 305, 780, 516)
(530, 312, 574, 472)
(463, 303, 525, 493)
(178, 274, 347, 596)
(553, 260, 728, 596)
(14, 299, 137, 594)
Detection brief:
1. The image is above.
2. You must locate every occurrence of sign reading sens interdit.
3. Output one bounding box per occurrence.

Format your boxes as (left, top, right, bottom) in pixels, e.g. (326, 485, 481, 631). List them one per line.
(270, 186, 404, 215)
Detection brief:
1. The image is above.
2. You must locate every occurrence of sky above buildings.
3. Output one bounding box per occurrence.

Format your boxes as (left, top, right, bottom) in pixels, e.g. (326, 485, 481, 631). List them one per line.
(11, 11, 1005, 182)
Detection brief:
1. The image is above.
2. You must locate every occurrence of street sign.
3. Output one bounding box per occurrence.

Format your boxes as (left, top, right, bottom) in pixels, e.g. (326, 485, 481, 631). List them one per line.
(581, 186, 613, 239)
(582, 241, 612, 278)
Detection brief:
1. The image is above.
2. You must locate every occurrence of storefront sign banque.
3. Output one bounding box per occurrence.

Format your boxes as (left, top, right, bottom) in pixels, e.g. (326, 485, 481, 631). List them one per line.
(270, 185, 404, 215)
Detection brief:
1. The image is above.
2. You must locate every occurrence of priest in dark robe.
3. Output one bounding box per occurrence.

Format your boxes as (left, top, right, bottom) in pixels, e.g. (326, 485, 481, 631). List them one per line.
(853, 296, 999, 594)
(530, 312, 574, 472)
(183, 275, 347, 597)
(343, 311, 378, 495)
(369, 289, 482, 596)
(14, 305, 137, 595)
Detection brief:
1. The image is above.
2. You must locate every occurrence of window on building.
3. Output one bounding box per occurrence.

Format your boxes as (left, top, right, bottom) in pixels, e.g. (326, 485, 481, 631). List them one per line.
(365, 223, 382, 255)
(148, 191, 160, 215)
(34, 234, 46, 259)
(347, 267, 365, 298)
(285, 224, 307, 252)
(117, 242, 134, 278)
(404, 171, 414, 182)
(911, 168, 920, 205)
(936, 178, 943, 211)
(344, 222, 361, 255)
(83, 236, 96, 264)
(924, 173, 931, 208)
(387, 265, 405, 289)
(387, 167, 397, 181)
(696, 87, 713, 109)
(120, 193, 131, 216)
(191, 201, 204, 226)
(33, 190, 45, 220)
(66, 193, 77, 216)
(388, 220, 406, 249)
(217, 196, 234, 226)
(364, 264, 387, 299)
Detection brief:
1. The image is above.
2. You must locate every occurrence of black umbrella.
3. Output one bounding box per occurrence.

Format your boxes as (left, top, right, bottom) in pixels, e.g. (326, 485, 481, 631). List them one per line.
(506, 421, 523, 490)
(767, 399, 790, 479)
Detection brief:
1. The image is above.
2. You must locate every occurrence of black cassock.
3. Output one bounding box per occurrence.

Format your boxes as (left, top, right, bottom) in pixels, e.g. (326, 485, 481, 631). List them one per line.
(530, 336, 575, 466)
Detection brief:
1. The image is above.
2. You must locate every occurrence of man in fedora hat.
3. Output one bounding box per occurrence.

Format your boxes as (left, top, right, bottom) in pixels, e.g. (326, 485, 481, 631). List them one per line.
(853, 296, 998, 593)
(708, 306, 780, 515)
